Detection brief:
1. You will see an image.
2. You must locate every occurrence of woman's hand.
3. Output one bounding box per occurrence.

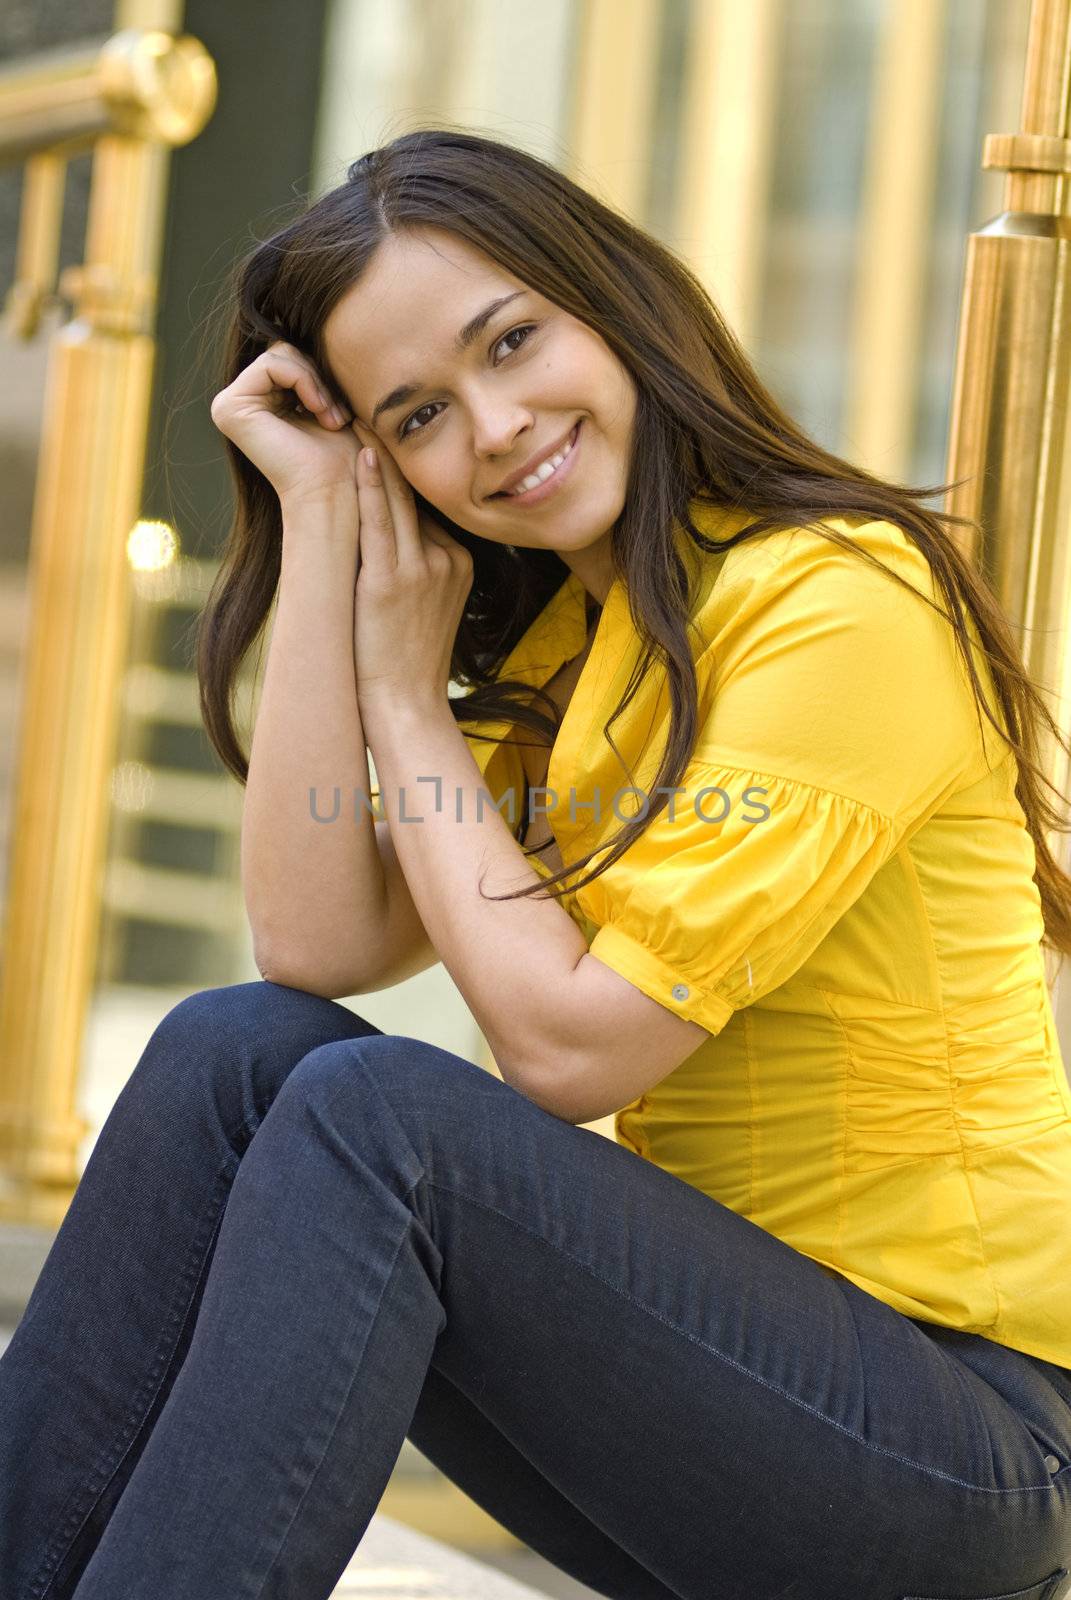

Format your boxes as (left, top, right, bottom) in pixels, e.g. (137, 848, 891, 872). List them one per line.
(350, 421, 474, 730)
(209, 340, 360, 509)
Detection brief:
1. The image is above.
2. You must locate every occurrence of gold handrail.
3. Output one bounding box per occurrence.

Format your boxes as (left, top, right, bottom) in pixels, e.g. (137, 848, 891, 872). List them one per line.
(943, 0, 1071, 997)
(0, 23, 215, 1224)
(0, 29, 215, 163)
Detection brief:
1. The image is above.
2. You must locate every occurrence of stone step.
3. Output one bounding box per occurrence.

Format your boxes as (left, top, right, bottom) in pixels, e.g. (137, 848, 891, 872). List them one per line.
(336, 1514, 569, 1597)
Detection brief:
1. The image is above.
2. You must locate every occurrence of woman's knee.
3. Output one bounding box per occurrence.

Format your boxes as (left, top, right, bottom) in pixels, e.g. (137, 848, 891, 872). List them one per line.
(121, 981, 382, 1131)
(269, 1033, 510, 1139)
(154, 980, 347, 1045)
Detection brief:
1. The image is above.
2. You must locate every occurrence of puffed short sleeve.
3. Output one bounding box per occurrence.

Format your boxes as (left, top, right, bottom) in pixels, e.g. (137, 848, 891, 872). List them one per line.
(570, 521, 1002, 1036)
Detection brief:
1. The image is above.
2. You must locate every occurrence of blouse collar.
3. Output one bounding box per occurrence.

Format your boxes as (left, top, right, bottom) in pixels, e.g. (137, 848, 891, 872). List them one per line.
(491, 503, 721, 692)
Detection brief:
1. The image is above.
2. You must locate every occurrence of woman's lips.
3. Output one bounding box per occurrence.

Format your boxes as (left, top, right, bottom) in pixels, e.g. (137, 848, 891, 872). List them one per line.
(491, 421, 582, 506)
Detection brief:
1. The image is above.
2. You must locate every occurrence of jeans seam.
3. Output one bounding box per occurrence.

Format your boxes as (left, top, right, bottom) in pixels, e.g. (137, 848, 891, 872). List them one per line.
(26, 1120, 254, 1600)
(245, 1223, 412, 1599)
(425, 1178, 1063, 1500)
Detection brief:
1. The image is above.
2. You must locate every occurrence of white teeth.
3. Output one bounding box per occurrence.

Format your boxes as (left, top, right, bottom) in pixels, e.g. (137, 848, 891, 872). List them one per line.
(506, 428, 576, 495)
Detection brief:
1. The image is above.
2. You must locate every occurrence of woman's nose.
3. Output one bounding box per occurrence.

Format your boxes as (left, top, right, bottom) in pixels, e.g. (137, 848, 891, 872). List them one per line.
(470, 405, 535, 460)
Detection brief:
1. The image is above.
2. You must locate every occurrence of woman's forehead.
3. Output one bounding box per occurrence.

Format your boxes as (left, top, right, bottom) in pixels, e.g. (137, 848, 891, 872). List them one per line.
(320, 233, 531, 413)
(326, 230, 517, 342)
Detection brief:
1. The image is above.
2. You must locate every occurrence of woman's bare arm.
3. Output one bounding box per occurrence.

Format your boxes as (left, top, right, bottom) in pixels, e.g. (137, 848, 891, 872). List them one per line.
(242, 489, 435, 994)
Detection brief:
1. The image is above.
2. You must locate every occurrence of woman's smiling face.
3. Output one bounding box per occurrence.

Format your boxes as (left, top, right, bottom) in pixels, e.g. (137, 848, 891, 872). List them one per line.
(320, 225, 637, 589)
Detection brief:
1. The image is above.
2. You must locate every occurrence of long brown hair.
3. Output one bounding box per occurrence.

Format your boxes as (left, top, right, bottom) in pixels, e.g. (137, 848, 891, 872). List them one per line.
(195, 126, 1071, 957)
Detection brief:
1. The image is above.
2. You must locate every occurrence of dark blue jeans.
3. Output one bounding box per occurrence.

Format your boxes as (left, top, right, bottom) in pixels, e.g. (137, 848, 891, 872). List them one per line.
(1, 980, 1070, 1600)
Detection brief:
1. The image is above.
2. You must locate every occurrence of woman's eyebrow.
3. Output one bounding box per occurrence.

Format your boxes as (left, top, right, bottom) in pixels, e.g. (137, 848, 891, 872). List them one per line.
(369, 290, 527, 428)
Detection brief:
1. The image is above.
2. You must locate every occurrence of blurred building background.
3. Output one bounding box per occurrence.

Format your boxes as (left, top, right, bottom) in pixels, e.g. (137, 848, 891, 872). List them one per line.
(0, 1, 1050, 1595)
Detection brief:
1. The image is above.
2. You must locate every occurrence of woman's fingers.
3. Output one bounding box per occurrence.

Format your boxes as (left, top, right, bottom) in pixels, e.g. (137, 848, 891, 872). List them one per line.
(349, 426, 469, 579)
(354, 444, 399, 568)
(275, 344, 353, 427)
(232, 343, 350, 429)
(272, 355, 350, 429)
(348, 425, 419, 563)
(354, 435, 430, 567)
(208, 339, 363, 505)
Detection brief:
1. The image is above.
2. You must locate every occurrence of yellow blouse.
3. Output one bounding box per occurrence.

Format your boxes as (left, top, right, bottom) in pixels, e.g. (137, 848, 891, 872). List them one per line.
(447, 502, 1071, 1370)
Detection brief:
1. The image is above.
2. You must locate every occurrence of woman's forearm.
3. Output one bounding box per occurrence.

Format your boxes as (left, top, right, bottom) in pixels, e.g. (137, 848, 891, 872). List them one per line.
(362, 698, 590, 1092)
(241, 492, 388, 982)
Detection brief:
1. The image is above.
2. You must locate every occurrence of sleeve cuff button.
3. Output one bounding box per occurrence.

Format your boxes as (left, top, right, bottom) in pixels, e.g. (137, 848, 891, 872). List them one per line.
(671, 983, 689, 1001)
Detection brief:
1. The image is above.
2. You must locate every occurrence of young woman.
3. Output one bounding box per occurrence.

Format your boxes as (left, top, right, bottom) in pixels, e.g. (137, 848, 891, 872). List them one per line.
(2, 128, 1070, 1600)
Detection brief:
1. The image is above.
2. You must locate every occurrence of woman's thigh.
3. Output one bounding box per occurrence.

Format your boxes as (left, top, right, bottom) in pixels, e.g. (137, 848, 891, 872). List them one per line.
(406, 1364, 682, 1600)
(306, 1030, 1071, 1600)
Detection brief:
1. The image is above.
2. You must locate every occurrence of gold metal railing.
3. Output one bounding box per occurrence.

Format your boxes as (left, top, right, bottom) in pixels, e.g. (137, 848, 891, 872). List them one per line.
(0, 12, 216, 1225)
(944, 0, 1071, 938)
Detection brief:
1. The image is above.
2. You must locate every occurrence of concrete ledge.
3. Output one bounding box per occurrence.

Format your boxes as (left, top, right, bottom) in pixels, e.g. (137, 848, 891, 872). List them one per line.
(0, 1222, 54, 1323)
(336, 1514, 554, 1597)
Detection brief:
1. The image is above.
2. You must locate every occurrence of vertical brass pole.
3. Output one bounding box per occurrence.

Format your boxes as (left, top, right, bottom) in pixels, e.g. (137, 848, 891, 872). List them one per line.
(674, 0, 782, 353)
(942, 0, 1071, 1007)
(0, 134, 166, 1223)
(0, 25, 215, 1224)
(568, 0, 662, 220)
(844, 0, 946, 479)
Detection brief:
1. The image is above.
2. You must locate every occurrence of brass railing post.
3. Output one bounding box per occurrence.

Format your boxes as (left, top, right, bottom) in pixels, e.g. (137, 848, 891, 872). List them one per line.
(943, 0, 1071, 1000)
(0, 23, 215, 1224)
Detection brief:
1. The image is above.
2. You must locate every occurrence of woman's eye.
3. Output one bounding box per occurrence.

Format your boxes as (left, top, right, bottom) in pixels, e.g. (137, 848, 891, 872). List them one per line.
(398, 402, 441, 439)
(492, 323, 536, 361)
(397, 323, 538, 440)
